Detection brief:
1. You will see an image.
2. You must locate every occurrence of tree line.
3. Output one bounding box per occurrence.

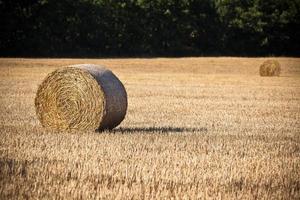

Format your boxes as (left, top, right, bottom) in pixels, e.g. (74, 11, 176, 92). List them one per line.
(1, 0, 299, 57)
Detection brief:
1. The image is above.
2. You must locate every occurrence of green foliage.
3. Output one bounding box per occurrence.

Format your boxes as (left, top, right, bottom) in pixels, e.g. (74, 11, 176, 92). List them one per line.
(0, 0, 299, 56)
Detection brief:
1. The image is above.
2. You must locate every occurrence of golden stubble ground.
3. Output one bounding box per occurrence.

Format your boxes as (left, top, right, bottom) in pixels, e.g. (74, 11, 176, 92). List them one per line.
(0, 57, 299, 199)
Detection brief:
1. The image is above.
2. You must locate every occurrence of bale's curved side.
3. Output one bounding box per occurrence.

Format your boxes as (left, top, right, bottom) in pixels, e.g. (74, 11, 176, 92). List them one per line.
(71, 64, 128, 130)
(35, 64, 127, 131)
(259, 60, 281, 76)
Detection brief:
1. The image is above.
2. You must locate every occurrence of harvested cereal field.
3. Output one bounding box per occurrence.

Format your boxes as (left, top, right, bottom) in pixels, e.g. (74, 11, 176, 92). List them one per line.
(0, 57, 300, 199)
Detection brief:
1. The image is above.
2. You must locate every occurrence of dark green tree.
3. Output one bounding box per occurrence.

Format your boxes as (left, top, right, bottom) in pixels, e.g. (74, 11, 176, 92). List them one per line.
(0, 0, 299, 56)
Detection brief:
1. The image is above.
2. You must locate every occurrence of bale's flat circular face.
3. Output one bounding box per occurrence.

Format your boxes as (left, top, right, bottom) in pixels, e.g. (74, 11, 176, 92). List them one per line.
(35, 67, 105, 130)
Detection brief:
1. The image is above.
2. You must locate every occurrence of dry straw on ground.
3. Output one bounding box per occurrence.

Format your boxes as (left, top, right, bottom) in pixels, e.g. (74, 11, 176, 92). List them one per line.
(259, 60, 281, 76)
(35, 64, 127, 131)
(1, 58, 300, 199)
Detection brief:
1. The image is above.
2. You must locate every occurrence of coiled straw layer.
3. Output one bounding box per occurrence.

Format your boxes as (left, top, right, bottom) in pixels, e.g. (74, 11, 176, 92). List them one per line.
(259, 60, 281, 76)
(35, 64, 127, 131)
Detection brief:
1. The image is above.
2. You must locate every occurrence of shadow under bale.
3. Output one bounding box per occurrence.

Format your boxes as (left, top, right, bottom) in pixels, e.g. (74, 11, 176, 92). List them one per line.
(108, 126, 208, 134)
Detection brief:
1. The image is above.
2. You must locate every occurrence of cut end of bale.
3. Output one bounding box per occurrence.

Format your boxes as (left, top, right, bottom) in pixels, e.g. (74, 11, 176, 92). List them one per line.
(259, 60, 281, 77)
(35, 64, 127, 131)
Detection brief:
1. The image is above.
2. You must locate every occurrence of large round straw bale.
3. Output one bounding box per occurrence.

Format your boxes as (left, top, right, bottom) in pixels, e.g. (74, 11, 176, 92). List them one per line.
(259, 60, 281, 76)
(35, 64, 127, 131)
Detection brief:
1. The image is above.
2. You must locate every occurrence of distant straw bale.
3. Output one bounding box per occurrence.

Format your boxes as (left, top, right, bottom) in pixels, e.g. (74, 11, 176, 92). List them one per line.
(35, 64, 127, 131)
(259, 60, 281, 76)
